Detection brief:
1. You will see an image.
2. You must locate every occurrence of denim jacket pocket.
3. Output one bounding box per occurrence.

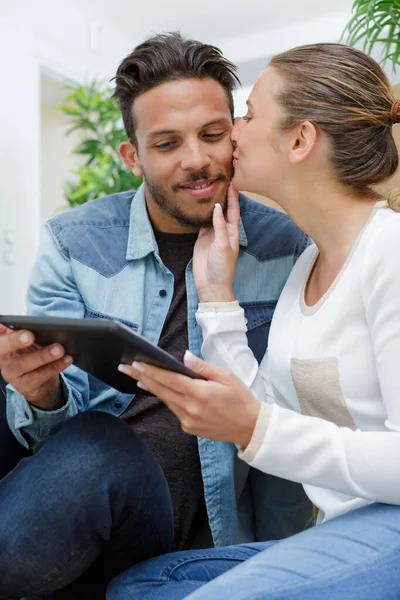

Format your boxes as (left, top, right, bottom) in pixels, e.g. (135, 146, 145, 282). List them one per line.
(241, 300, 276, 364)
(84, 307, 138, 332)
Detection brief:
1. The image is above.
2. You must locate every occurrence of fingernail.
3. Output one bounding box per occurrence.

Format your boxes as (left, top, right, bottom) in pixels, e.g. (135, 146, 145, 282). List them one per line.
(184, 350, 197, 366)
(214, 203, 222, 214)
(50, 345, 62, 357)
(63, 355, 73, 365)
(20, 332, 31, 344)
(132, 361, 145, 372)
(118, 364, 131, 375)
(137, 382, 148, 391)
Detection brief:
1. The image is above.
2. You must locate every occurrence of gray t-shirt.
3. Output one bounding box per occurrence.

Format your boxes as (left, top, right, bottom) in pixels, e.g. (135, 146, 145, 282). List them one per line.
(121, 230, 207, 550)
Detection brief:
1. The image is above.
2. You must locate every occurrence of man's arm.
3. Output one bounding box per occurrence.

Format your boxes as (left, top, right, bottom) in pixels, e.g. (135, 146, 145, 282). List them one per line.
(4, 224, 90, 447)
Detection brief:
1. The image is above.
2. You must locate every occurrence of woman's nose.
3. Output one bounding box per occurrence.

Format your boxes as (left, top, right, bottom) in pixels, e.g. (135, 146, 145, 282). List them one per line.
(231, 117, 242, 143)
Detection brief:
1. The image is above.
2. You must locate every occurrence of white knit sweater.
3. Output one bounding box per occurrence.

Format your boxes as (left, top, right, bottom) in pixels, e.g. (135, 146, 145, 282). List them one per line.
(196, 203, 400, 523)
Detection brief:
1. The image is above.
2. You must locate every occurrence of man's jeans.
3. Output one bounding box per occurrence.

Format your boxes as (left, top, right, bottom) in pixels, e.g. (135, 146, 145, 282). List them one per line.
(0, 373, 174, 600)
(0, 373, 31, 479)
(108, 502, 400, 600)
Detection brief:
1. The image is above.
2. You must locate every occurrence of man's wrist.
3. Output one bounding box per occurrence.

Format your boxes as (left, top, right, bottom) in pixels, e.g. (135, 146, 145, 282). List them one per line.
(51, 377, 68, 410)
(27, 378, 66, 412)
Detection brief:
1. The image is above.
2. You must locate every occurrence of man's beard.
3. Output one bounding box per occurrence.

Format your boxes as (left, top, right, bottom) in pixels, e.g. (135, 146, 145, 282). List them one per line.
(143, 169, 228, 229)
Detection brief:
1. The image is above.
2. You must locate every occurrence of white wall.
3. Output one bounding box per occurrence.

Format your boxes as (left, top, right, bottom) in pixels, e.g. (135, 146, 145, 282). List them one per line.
(0, 18, 41, 314)
(219, 11, 348, 65)
(229, 9, 399, 104)
(40, 75, 84, 225)
(233, 86, 253, 118)
(0, 0, 137, 313)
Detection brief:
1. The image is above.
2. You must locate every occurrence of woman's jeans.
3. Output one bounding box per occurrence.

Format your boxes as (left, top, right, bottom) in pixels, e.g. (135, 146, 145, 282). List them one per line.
(108, 501, 400, 600)
(0, 373, 174, 600)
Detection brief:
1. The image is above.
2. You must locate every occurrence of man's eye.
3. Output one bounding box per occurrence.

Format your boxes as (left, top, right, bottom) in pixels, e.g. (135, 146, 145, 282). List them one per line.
(203, 132, 224, 140)
(155, 141, 176, 151)
(242, 115, 252, 122)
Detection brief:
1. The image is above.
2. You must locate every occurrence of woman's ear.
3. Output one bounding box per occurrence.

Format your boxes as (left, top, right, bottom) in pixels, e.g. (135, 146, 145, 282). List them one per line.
(289, 121, 317, 165)
(119, 141, 143, 177)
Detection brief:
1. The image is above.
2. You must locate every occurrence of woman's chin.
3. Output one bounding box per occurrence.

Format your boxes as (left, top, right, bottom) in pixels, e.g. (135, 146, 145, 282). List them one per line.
(232, 171, 246, 192)
(233, 170, 265, 198)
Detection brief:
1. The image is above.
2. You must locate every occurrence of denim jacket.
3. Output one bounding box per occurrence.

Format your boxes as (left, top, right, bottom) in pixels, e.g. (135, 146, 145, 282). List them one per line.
(7, 184, 312, 546)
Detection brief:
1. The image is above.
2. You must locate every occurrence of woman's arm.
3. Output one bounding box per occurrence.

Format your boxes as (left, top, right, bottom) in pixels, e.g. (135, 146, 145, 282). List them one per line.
(193, 214, 400, 505)
(241, 402, 400, 505)
(196, 303, 273, 403)
(123, 345, 400, 505)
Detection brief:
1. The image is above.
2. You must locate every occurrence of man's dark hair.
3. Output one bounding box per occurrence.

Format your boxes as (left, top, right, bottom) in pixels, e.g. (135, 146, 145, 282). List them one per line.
(112, 31, 240, 145)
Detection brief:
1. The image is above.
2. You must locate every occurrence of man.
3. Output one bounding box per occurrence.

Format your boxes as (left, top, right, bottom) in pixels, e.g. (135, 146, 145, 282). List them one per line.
(0, 32, 312, 599)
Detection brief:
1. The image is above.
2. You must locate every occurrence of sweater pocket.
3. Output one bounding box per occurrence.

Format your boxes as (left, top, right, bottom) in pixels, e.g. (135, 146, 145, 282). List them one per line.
(290, 357, 355, 428)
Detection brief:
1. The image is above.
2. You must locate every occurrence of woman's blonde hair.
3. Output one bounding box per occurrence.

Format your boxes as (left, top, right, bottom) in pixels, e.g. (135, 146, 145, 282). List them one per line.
(269, 43, 400, 211)
(387, 188, 400, 211)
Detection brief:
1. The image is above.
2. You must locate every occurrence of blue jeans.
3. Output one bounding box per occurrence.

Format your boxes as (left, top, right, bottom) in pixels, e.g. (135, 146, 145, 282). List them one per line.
(108, 503, 400, 600)
(0, 372, 31, 479)
(0, 375, 174, 600)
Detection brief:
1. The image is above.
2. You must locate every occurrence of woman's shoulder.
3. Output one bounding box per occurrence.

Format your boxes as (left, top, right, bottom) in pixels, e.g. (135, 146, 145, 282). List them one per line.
(293, 241, 318, 270)
(360, 205, 400, 287)
(279, 242, 318, 293)
(363, 205, 400, 256)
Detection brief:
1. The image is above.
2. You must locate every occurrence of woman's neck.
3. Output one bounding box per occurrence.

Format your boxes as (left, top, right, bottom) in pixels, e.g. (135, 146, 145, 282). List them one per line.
(280, 180, 379, 263)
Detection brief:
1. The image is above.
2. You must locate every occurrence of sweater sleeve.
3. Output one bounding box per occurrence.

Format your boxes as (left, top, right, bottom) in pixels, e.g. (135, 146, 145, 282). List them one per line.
(361, 216, 400, 433)
(241, 404, 400, 505)
(196, 218, 400, 505)
(196, 304, 274, 404)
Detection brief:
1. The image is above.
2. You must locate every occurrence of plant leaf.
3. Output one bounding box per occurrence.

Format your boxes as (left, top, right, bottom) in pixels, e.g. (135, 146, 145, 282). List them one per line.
(59, 80, 143, 206)
(341, 0, 400, 72)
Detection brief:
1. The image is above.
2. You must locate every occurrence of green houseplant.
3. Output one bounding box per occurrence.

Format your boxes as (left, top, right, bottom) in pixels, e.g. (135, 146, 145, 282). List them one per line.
(60, 81, 142, 207)
(341, 0, 400, 71)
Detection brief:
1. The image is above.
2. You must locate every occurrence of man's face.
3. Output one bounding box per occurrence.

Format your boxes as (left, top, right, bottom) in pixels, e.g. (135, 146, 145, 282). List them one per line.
(122, 78, 234, 232)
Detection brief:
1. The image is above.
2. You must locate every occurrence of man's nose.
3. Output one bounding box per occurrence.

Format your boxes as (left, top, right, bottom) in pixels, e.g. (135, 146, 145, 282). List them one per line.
(180, 143, 211, 170)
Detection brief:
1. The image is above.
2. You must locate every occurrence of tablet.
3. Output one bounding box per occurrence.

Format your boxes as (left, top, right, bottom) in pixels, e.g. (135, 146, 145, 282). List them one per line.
(0, 315, 205, 394)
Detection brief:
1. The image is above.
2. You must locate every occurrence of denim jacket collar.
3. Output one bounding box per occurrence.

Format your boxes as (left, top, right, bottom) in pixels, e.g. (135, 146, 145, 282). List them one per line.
(126, 185, 158, 261)
(126, 183, 248, 261)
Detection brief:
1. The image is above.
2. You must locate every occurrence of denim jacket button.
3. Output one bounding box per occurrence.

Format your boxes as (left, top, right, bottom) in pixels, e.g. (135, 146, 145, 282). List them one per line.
(159, 289, 167, 297)
(114, 401, 123, 409)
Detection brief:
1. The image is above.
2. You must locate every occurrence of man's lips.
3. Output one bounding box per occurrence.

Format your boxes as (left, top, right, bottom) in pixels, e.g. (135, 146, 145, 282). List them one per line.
(179, 178, 218, 190)
(178, 178, 222, 199)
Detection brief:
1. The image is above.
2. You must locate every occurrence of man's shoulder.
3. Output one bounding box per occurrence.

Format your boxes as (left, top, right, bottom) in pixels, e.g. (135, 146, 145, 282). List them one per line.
(46, 191, 135, 264)
(48, 191, 135, 234)
(239, 193, 308, 261)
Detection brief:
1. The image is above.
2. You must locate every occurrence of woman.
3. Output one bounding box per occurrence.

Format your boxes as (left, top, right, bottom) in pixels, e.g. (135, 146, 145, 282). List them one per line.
(111, 43, 400, 599)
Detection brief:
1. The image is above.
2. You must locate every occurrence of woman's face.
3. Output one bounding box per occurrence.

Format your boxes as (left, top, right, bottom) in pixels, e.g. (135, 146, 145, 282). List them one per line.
(231, 67, 290, 198)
